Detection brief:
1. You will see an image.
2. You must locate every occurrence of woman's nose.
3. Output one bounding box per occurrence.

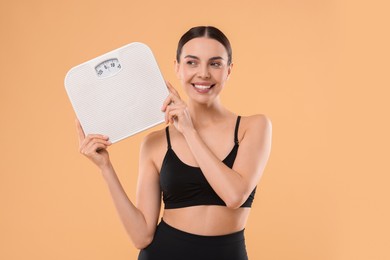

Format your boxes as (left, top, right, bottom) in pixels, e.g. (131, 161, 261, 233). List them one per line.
(198, 64, 211, 78)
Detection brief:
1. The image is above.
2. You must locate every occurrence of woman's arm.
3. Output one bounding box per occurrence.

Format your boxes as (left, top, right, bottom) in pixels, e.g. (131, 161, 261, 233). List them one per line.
(161, 85, 272, 209)
(182, 115, 272, 209)
(76, 119, 161, 249)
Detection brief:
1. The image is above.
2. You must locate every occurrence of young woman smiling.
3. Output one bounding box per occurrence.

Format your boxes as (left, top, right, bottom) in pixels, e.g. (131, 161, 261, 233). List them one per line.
(76, 26, 272, 260)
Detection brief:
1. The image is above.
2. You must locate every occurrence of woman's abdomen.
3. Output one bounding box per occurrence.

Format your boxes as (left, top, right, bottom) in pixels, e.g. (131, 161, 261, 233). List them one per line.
(162, 206, 251, 236)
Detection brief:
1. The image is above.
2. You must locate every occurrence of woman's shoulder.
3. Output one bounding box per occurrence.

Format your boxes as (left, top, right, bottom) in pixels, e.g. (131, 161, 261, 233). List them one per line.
(240, 114, 272, 129)
(238, 114, 272, 141)
(141, 127, 168, 150)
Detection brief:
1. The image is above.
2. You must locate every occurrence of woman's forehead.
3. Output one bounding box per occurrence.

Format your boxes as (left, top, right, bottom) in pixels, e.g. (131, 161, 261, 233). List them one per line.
(181, 37, 228, 60)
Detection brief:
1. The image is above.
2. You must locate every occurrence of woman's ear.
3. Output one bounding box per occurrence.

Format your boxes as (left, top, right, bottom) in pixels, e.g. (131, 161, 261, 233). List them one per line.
(226, 62, 233, 80)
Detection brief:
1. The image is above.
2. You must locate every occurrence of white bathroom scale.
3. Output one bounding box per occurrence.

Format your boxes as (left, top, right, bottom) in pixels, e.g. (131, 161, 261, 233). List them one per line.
(65, 42, 169, 143)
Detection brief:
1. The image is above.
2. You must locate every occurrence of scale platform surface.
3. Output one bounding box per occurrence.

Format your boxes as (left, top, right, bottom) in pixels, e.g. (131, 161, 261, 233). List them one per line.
(65, 42, 169, 143)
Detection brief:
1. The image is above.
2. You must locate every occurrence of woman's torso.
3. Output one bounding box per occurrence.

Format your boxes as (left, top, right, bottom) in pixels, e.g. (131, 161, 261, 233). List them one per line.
(150, 114, 252, 236)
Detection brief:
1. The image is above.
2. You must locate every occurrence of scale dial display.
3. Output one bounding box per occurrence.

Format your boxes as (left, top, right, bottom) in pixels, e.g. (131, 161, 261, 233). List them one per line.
(95, 58, 122, 78)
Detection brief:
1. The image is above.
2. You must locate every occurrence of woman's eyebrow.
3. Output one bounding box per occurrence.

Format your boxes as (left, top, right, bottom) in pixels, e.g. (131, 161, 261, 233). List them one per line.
(209, 56, 224, 61)
(184, 55, 224, 61)
(184, 55, 199, 60)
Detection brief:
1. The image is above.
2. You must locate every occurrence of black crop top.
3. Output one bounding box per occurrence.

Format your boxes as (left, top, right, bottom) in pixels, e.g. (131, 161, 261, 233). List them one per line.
(160, 116, 257, 209)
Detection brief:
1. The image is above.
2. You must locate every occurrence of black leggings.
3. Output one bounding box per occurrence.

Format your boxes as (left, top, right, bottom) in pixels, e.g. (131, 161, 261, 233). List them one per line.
(138, 219, 248, 260)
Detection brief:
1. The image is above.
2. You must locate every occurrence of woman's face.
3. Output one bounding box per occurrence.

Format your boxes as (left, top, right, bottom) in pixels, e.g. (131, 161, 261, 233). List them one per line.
(175, 37, 232, 105)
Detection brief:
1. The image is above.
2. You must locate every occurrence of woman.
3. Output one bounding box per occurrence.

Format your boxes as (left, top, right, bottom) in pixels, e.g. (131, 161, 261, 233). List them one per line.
(76, 26, 272, 259)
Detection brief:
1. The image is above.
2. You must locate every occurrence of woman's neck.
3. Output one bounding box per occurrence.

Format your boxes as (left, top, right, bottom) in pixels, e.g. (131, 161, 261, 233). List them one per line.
(187, 98, 230, 128)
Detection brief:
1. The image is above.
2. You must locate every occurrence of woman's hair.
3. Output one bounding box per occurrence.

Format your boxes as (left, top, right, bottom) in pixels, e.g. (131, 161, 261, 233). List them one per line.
(176, 26, 232, 65)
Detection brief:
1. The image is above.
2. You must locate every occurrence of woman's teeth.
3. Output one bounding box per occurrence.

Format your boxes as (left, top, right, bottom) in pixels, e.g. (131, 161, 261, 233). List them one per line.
(192, 84, 215, 90)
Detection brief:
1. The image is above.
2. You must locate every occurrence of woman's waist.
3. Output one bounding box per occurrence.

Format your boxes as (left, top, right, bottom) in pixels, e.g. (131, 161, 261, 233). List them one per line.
(162, 205, 250, 236)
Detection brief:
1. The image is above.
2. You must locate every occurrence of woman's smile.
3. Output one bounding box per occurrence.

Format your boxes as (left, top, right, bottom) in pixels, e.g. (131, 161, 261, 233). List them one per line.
(191, 83, 216, 93)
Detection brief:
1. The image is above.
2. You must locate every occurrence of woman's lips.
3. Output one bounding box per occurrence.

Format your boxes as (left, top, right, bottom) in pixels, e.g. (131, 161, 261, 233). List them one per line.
(191, 83, 216, 93)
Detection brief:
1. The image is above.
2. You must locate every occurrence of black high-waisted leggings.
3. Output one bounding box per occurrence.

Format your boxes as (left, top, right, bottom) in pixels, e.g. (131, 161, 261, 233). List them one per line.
(138, 219, 248, 260)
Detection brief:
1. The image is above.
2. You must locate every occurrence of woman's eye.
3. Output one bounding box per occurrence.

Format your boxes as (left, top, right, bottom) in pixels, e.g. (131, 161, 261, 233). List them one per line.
(211, 62, 222, 68)
(186, 60, 197, 66)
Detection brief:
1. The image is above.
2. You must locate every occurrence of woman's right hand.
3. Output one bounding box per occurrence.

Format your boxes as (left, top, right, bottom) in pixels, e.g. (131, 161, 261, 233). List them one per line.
(75, 118, 112, 170)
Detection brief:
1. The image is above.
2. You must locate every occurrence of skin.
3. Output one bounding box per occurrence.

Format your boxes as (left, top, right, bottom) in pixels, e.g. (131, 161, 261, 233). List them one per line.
(76, 37, 272, 249)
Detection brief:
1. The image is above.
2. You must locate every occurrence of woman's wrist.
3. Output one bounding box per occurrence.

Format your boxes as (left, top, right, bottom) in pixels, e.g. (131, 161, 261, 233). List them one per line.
(182, 126, 197, 140)
(100, 162, 115, 178)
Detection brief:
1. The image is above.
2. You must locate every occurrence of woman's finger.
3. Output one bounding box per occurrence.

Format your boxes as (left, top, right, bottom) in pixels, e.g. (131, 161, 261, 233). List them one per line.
(76, 119, 109, 146)
(81, 138, 111, 155)
(161, 93, 182, 113)
(167, 109, 180, 124)
(80, 135, 110, 153)
(164, 102, 174, 124)
(83, 136, 111, 148)
(80, 134, 108, 149)
(85, 134, 110, 141)
(161, 94, 173, 112)
(164, 102, 183, 124)
(75, 118, 85, 146)
(166, 81, 180, 98)
(82, 143, 107, 156)
(162, 82, 184, 112)
(167, 106, 187, 124)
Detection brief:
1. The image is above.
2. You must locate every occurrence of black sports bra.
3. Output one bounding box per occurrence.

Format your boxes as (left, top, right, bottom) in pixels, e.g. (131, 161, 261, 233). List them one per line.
(160, 116, 257, 209)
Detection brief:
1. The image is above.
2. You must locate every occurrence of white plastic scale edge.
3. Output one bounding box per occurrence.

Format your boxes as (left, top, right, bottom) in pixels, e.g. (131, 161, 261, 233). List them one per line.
(64, 42, 169, 143)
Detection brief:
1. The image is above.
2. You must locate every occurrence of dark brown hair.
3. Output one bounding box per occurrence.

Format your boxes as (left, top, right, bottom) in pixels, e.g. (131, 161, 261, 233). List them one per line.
(176, 26, 232, 65)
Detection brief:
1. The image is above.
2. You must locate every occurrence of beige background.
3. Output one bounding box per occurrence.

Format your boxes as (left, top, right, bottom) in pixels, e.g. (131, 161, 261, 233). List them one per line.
(1, 0, 389, 259)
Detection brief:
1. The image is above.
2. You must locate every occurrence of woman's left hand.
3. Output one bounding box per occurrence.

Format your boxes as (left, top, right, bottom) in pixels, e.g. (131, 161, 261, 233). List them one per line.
(161, 82, 194, 134)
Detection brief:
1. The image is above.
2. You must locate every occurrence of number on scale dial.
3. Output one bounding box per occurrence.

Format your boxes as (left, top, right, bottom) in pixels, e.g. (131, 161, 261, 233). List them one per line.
(95, 58, 122, 78)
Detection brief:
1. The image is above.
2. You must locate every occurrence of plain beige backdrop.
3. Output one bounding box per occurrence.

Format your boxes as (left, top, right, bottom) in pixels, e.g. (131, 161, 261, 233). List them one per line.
(1, 0, 389, 259)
